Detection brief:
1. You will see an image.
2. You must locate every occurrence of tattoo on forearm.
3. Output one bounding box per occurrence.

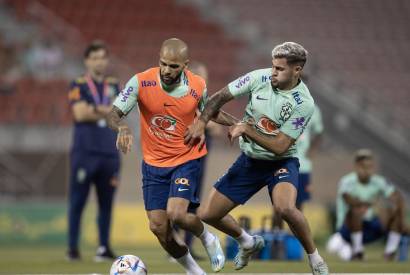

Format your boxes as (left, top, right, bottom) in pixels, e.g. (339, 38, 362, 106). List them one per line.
(107, 106, 125, 132)
(200, 86, 234, 123)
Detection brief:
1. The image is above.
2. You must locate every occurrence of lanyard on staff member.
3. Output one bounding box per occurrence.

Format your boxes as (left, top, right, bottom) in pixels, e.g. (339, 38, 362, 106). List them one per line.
(85, 74, 110, 105)
(85, 74, 109, 127)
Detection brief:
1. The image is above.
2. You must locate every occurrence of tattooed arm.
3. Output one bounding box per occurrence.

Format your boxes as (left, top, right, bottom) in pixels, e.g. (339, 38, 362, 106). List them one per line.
(184, 86, 234, 146)
(211, 109, 239, 126)
(199, 86, 234, 124)
(107, 105, 133, 154)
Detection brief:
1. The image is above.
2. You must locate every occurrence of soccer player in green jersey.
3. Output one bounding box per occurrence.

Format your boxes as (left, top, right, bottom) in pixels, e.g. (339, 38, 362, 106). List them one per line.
(185, 42, 328, 275)
(328, 149, 407, 261)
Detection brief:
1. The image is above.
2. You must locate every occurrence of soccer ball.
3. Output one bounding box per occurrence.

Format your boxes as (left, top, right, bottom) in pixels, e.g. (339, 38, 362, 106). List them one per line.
(110, 255, 147, 275)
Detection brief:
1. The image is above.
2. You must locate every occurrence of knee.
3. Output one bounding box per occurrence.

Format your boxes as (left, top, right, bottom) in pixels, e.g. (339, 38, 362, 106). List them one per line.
(274, 204, 296, 220)
(167, 208, 186, 225)
(149, 219, 168, 240)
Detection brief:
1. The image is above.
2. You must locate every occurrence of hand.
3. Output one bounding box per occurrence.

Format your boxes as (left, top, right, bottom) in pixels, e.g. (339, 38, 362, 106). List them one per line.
(116, 126, 133, 154)
(228, 122, 249, 143)
(184, 119, 207, 148)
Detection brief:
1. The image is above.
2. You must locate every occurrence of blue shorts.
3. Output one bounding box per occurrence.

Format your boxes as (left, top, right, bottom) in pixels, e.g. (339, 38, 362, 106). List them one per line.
(214, 153, 300, 205)
(339, 217, 386, 244)
(142, 157, 204, 211)
(296, 173, 311, 206)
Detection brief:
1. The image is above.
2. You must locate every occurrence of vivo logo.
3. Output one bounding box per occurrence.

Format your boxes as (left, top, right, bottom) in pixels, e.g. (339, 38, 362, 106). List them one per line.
(120, 87, 133, 102)
(235, 75, 250, 89)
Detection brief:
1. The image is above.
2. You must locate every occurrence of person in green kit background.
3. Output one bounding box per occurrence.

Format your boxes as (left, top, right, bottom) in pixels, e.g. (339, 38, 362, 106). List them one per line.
(184, 41, 329, 275)
(327, 149, 408, 261)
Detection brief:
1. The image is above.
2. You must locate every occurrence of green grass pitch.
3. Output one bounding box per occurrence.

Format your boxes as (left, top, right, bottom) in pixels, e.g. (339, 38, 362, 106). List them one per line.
(0, 243, 409, 274)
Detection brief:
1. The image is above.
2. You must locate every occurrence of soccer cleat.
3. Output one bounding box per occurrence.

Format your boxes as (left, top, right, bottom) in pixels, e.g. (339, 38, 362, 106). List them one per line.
(94, 246, 116, 262)
(203, 234, 225, 272)
(384, 251, 396, 261)
(351, 251, 364, 261)
(233, 235, 265, 270)
(66, 249, 81, 261)
(310, 260, 329, 275)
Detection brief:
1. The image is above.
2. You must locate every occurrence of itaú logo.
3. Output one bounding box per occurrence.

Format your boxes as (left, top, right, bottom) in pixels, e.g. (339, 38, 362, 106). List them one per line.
(256, 116, 280, 135)
(150, 115, 177, 131)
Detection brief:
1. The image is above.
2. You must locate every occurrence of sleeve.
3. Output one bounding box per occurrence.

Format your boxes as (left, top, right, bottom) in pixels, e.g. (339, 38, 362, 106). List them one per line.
(378, 177, 395, 198)
(198, 88, 208, 112)
(310, 105, 324, 135)
(227, 70, 259, 98)
(280, 101, 314, 139)
(68, 81, 86, 105)
(113, 75, 139, 115)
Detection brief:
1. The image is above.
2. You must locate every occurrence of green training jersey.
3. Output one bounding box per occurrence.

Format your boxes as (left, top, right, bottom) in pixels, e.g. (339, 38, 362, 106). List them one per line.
(295, 105, 324, 173)
(336, 172, 395, 229)
(228, 68, 314, 160)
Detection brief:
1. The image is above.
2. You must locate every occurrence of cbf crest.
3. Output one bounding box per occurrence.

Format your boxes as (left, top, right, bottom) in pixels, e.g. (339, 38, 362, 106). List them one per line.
(280, 102, 293, 122)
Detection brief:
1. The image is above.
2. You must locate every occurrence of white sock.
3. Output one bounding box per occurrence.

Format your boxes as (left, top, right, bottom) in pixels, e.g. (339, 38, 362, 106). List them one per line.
(234, 229, 254, 249)
(198, 226, 215, 247)
(308, 248, 323, 266)
(385, 231, 401, 254)
(175, 251, 204, 275)
(351, 231, 364, 254)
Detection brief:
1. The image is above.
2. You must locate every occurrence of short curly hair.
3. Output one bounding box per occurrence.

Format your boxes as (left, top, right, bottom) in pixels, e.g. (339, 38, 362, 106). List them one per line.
(272, 42, 308, 67)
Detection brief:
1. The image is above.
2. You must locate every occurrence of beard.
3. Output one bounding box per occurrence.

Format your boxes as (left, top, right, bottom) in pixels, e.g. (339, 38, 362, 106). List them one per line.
(271, 78, 293, 90)
(160, 71, 183, 86)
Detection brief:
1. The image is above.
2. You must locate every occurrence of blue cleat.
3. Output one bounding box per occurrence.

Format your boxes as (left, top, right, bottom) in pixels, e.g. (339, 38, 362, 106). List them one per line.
(203, 234, 225, 272)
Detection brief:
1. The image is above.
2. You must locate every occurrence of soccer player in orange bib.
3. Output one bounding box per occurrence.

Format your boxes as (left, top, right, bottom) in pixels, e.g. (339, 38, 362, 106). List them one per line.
(107, 38, 237, 274)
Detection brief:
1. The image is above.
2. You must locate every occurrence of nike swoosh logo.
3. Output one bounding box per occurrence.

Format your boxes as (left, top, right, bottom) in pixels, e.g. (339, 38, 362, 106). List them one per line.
(256, 95, 268, 100)
(278, 175, 289, 179)
(164, 103, 176, 107)
(178, 188, 189, 192)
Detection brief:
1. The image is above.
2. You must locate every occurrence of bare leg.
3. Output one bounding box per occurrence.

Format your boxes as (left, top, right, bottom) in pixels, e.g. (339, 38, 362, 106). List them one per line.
(197, 188, 242, 237)
(345, 207, 365, 232)
(147, 210, 204, 274)
(147, 210, 188, 258)
(271, 182, 316, 253)
(380, 191, 405, 233)
(167, 197, 204, 236)
(199, 188, 264, 270)
(167, 196, 225, 272)
(379, 191, 406, 258)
